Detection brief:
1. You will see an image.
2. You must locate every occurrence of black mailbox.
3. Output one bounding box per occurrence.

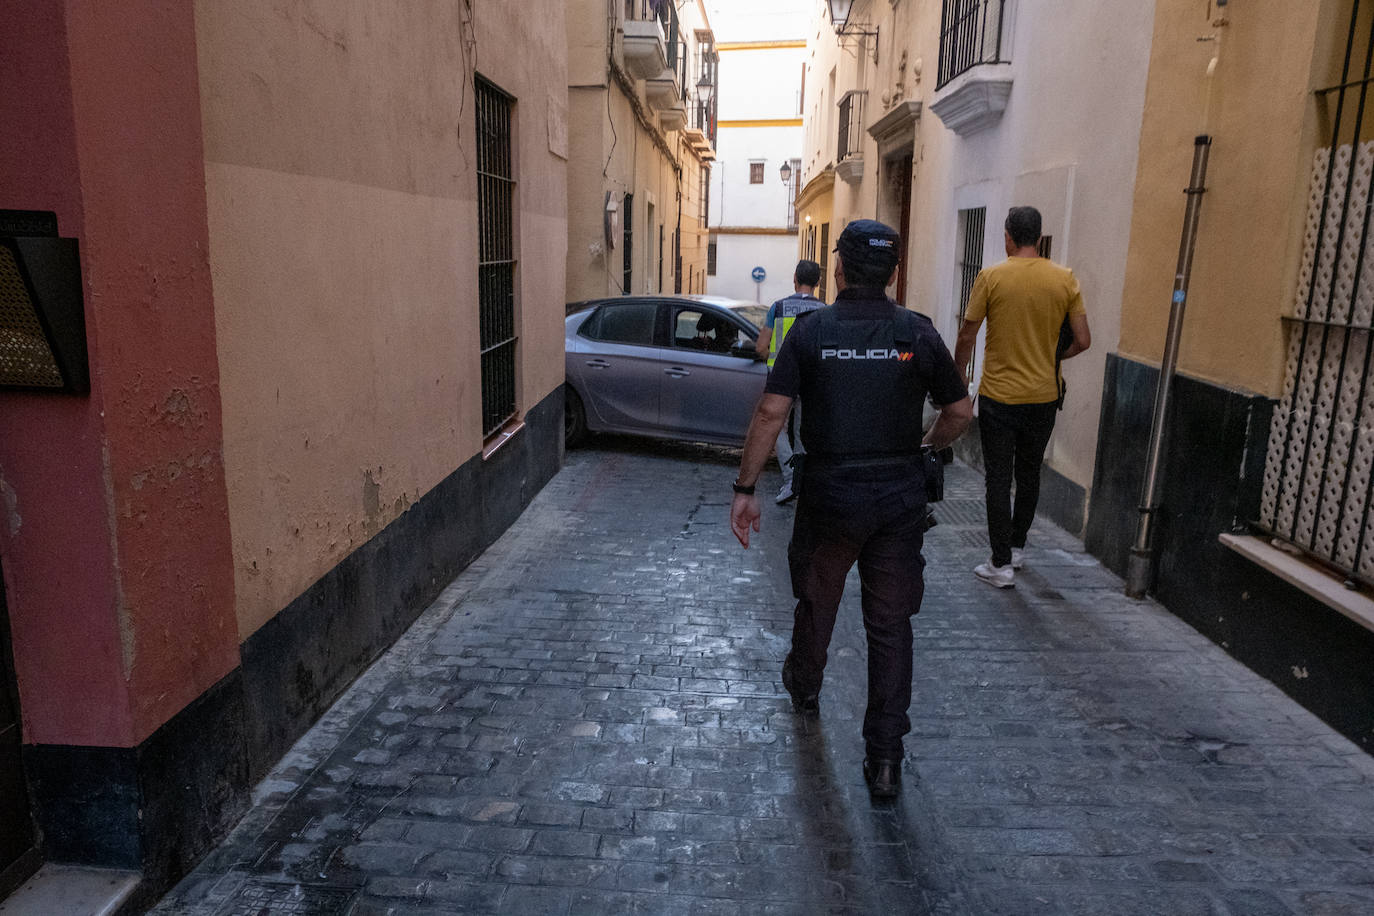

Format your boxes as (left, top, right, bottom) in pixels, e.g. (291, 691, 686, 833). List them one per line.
(0, 210, 89, 394)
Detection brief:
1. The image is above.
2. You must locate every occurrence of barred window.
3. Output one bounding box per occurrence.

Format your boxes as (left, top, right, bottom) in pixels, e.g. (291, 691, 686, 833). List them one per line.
(476, 76, 517, 438)
(1259, 2, 1374, 585)
(749, 162, 764, 184)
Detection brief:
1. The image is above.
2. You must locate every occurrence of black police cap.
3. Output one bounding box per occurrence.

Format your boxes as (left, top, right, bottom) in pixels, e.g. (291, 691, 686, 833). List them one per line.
(834, 219, 901, 274)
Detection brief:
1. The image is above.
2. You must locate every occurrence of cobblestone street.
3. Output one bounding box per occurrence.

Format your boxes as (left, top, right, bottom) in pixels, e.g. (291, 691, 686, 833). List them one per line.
(151, 440, 1374, 915)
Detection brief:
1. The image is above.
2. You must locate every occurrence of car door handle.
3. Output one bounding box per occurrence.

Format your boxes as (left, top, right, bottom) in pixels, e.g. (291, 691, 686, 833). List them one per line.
(664, 366, 690, 378)
(585, 359, 610, 369)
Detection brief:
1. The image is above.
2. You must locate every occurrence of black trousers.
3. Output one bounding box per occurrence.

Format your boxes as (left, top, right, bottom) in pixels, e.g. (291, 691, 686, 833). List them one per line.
(786, 465, 926, 760)
(978, 396, 1059, 567)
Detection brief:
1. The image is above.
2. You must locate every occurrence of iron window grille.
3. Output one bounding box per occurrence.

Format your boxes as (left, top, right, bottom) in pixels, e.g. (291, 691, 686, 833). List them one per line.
(818, 222, 830, 302)
(956, 207, 985, 383)
(957, 207, 986, 321)
(749, 162, 765, 184)
(937, 0, 1009, 90)
(786, 159, 801, 230)
(623, 193, 633, 293)
(837, 92, 865, 163)
(1257, 1, 1374, 586)
(707, 236, 717, 276)
(476, 76, 517, 438)
(700, 165, 710, 224)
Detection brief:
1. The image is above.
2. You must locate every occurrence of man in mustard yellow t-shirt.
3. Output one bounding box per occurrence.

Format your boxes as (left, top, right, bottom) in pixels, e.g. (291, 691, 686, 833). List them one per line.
(953, 206, 1091, 589)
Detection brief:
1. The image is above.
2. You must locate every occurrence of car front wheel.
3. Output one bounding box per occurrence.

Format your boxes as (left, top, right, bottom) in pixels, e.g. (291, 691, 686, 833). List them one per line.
(564, 386, 587, 448)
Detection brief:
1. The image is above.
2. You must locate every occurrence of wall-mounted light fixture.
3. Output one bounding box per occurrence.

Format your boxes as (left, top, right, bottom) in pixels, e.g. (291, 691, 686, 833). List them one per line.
(0, 210, 89, 394)
(779, 161, 793, 185)
(828, 0, 879, 65)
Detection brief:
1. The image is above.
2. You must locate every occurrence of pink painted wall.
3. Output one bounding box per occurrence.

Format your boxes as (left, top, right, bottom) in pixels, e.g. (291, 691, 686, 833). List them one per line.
(0, 1, 238, 747)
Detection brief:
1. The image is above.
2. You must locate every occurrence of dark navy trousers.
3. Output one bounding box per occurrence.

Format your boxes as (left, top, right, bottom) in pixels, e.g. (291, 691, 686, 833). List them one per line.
(786, 463, 926, 760)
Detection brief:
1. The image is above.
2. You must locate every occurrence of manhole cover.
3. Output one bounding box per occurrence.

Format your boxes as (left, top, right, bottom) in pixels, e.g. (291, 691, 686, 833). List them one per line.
(215, 881, 358, 915)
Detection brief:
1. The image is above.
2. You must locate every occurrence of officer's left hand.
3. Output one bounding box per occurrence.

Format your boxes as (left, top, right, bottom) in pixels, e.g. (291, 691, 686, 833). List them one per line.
(730, 493, 762, 548)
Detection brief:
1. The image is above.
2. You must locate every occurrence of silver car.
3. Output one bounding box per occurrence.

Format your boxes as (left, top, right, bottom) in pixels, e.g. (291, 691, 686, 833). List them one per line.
(564, 295, 771, 447)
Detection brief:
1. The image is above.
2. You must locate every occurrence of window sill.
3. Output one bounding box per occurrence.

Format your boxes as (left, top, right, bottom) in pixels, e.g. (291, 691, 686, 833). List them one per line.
(1219, 533, 1374, 634)
(482, 419, 526, 460)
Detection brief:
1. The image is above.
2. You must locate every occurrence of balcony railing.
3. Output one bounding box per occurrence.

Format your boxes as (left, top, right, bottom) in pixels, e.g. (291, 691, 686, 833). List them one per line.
(937, 0, 1008, 90)
(691, 100, 716, 144)
(837, 91, 865, 163)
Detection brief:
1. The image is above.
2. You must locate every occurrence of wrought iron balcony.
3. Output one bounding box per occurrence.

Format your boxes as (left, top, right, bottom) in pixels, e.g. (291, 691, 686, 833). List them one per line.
(936, 0, 1008, 89)
(623, 0, 676, 80)
(836, 91, 866, 184)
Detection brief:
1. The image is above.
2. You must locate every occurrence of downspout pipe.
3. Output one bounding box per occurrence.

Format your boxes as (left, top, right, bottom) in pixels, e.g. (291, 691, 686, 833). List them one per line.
(1125, 134, 1212, 598)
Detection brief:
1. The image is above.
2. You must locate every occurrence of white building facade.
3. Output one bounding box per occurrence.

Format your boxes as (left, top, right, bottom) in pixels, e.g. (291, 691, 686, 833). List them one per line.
(796, 0, 1154, 533)
(706, 3, 810, 305)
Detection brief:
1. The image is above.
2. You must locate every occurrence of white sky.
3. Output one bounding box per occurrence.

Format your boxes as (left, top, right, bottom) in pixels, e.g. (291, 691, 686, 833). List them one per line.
(704, 0, 817, 43)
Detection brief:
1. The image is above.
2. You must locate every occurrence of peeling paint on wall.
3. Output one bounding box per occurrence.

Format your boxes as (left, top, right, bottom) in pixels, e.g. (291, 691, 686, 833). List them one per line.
(362, 468, 381, 522)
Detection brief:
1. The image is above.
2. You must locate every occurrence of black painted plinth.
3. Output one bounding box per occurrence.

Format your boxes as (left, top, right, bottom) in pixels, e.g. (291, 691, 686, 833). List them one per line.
(1086, 352, 1374, 752)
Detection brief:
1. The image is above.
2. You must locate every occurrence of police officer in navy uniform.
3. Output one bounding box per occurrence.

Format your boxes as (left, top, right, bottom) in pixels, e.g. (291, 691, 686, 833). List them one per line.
(730, 219, 972, 799)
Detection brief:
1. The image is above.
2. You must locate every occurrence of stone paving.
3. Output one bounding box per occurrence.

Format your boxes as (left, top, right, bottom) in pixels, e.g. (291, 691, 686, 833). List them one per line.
(151, 439, 1374, 915)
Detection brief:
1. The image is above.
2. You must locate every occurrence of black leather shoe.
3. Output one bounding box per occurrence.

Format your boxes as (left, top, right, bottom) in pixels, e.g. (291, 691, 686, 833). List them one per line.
(781, 657, 819, 714)
(863, 758, 901, 799)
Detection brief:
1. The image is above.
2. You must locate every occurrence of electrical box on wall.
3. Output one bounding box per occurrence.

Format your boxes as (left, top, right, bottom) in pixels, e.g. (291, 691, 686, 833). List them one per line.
(0, 210, 88, 394)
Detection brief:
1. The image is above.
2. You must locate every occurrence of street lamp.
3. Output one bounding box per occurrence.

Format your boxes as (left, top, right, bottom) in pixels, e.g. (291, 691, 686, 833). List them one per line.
(779, 161, 792, 185)
(695, 72, 714, 105)
(827, 0, 879, 64)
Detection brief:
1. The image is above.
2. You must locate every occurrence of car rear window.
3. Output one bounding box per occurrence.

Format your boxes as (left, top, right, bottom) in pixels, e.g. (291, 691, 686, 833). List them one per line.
(582, 302, 657, 345)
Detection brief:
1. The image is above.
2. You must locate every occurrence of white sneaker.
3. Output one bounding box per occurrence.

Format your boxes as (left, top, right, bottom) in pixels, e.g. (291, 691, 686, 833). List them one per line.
(974, 561, 1015, 589)
(1011, 548, 1025, 570)
(775, 481, 796, 505)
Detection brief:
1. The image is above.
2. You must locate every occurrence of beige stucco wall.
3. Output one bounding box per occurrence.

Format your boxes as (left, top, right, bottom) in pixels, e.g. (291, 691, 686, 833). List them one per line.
(196, 1, 566, 637)
(1117, 0, 1327, 399)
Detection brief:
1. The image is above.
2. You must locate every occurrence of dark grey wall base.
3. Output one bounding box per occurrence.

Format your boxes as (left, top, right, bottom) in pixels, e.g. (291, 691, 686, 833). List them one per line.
(240, 386, 564, 777)
(26, 667, 249, 884)
(1086, 352, 1374, 752)
(951, 412, 1088, 538)
(22, 386, 564, 899)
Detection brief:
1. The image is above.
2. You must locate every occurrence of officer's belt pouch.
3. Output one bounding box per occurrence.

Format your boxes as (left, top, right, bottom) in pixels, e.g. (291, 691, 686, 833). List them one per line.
(921, 447, 944, 504)
(786, 453, 805, 498)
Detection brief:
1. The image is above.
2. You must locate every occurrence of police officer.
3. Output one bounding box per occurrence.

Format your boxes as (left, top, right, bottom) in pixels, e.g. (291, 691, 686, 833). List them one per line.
(754, 260, 824, 505)
(730, 219, 972, 799)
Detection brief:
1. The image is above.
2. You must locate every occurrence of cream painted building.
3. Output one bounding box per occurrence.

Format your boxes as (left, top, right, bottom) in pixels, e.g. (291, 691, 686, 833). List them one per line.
(566, 0, 717, 303)
(796, 0, 1154, 533)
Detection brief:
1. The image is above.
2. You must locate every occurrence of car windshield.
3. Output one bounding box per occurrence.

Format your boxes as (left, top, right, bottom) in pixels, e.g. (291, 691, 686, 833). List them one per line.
(729, 305, 767, 330)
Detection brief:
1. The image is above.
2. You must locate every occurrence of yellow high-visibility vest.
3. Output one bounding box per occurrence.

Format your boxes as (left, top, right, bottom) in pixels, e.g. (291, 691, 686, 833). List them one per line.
(768, 294, 821, 367)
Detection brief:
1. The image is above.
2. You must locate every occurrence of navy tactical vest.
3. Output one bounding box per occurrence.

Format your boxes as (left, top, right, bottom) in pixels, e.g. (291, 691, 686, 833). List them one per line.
(800, 303, 930, 459)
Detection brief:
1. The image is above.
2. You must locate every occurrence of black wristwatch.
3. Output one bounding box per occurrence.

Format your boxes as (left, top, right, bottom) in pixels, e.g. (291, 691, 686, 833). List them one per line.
(732, 481, 755, 495)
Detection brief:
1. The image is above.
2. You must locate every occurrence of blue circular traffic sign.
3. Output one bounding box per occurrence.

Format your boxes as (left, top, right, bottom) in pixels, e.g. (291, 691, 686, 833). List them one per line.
(751, 266, 767, 283)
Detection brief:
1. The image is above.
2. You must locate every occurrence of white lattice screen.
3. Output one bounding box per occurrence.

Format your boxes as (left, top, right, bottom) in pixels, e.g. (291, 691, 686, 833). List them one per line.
(1260, 140, 1374, 582)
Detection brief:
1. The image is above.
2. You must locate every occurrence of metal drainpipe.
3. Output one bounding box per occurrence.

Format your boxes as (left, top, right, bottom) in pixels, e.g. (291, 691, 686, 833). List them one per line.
(1124, 134, 1213, 598)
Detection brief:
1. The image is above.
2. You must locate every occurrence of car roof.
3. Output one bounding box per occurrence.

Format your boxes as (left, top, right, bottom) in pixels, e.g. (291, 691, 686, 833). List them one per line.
(566, 295, 755, 316)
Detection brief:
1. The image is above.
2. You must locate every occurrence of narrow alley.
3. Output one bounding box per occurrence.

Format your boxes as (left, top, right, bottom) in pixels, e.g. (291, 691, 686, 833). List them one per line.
(149, 441, 1374, 916)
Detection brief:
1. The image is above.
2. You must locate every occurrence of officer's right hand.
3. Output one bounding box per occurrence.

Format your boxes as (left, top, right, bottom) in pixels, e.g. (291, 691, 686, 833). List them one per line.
(730, 493, 762, 548)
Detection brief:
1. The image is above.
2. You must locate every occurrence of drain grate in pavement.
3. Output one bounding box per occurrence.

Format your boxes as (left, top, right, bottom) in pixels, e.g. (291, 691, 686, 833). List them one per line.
(935, 498, 985, 526)
(214, 881, 358, 915)
(957, 529, 990, 547)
